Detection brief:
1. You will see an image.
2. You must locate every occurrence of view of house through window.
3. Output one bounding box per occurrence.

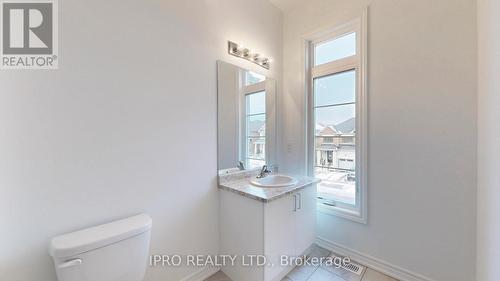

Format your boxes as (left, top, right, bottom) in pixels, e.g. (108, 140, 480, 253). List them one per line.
(314, 70, 356, 205)
(245, 91, 266, 169)
(312, 30, 360, 209)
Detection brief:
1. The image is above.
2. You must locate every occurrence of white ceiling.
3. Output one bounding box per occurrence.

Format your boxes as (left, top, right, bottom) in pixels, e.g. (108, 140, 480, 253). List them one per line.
(268, 0, 303, 12)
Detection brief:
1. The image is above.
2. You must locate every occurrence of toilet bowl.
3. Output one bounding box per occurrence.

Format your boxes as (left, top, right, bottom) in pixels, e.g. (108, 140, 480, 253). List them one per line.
(49, 214, 152, 281)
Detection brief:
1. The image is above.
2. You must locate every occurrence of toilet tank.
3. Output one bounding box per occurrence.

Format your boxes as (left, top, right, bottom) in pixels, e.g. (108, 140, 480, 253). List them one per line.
(49, 214, 152, 281)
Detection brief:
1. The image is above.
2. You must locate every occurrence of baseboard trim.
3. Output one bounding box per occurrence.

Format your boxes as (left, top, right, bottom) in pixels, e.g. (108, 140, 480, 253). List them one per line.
(316, 237, 437, 281)
(179, 266, 220, 281)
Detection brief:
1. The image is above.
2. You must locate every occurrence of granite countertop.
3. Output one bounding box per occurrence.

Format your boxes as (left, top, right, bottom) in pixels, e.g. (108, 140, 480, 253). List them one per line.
(218, 173, 320, 203)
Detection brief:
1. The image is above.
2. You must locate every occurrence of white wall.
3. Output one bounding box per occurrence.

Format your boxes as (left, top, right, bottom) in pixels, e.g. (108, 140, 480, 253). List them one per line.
(0, 1, 282, 281)
(279, 1, 477, 281)
(477, 0, 500, 280)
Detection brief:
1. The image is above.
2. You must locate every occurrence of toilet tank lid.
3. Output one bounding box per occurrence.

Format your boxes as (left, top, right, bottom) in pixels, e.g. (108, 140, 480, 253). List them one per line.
(49, 214, 152, 258)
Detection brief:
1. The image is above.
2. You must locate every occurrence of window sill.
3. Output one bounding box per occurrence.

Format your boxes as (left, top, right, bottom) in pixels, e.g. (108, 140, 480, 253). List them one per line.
(317, 202, 367, 224)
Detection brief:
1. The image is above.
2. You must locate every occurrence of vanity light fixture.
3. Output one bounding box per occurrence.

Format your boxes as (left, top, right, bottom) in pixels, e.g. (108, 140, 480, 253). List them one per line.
(227, 41, 270, 70)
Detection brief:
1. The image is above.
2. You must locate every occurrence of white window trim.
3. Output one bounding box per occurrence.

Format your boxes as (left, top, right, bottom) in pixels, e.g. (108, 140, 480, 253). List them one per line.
(305, 11, 368, 224)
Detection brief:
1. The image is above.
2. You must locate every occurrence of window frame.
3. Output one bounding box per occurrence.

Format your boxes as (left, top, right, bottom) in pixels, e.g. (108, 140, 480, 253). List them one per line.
(306, 13, 368, 223)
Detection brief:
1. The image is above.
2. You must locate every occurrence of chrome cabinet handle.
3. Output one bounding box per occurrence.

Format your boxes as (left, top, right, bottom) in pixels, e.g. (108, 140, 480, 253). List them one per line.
(293, 194, 297, 212)
(298, 193, 302, 210)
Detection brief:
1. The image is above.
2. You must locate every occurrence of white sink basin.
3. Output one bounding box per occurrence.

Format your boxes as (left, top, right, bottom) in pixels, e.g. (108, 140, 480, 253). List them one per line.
(250, 175, 298, 188)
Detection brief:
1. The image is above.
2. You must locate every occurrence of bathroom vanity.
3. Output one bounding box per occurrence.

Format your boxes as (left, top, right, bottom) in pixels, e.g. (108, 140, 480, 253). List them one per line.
(218, 172, 319, 281)
(216, 60, 320, 281)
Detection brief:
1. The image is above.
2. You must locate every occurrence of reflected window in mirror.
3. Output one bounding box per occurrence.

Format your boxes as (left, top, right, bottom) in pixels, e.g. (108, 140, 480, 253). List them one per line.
(244, 90, 266, 169)
(245, 71, 265, 86)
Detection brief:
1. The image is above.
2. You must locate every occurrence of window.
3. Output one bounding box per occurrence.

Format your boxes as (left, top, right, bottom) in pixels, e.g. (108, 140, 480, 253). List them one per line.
(308, 15, 367, 223)
(314, 70, 356, 205)
(245, 71, 266, 86)
(241, 69, 267, 170)
(314, 33, 356, 66)
(323, 137, 334, 143)
(245, 90, 266, 169)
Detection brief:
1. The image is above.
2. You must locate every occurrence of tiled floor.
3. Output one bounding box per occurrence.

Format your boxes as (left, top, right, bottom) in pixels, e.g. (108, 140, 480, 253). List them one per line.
(205, 245, 398, 281)
(205, 270, 232, 281)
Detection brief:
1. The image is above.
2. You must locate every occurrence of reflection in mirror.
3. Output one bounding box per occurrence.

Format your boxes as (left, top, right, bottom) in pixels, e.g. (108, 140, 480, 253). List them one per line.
(217, 61, 276, 173)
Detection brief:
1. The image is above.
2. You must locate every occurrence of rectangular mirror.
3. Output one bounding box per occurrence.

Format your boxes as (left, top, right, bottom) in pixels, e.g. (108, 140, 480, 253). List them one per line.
(217, 61, 277, 173)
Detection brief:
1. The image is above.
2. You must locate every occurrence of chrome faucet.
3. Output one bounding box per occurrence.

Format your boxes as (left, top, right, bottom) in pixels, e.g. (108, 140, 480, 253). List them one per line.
(237, 161, 245, 171)
(256, 165, 271, 178)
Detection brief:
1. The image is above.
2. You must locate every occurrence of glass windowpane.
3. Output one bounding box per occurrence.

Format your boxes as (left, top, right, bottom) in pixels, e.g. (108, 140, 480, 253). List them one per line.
(245, 71, 265, 86)
(246, 114, 266, 137)
(246, 91, 266, 115)
(314, 70, 356, 107)
(314, 101, 356, 205)
(314, 32, 356, 66)
(315, 104, 355, 132)
(246, 91, 266, 169)
(247, 137, 266, 160)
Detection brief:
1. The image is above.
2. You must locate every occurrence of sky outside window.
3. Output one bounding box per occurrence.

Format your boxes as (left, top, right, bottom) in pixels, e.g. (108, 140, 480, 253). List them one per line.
(314, 32, 356, 66)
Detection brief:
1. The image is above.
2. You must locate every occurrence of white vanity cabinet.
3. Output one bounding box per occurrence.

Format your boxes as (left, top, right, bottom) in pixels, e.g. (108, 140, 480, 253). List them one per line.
(219, 183, 317, 281)
(292, 184, 317, 256)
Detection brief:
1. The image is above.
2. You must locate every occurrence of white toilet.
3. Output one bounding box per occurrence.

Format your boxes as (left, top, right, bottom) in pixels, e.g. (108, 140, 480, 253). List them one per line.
(49, 214, 152, 281)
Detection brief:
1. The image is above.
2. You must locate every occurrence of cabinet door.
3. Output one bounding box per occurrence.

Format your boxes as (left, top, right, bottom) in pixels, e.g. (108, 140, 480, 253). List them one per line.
(294, 184, 317, 256)
(264, 194, 297, 281)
